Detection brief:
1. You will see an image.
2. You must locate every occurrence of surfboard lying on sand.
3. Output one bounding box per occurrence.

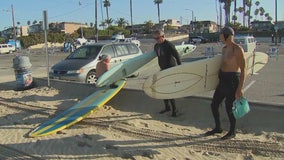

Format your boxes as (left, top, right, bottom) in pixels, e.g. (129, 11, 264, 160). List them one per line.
(29, 80, 126, 137)
(96, 44, 196, 87)
(143, 51, 268, 99)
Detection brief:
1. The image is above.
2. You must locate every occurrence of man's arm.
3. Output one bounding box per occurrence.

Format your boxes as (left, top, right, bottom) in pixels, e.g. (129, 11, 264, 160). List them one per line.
(236, 46, 246, 99)
(168, 42, 181, 65)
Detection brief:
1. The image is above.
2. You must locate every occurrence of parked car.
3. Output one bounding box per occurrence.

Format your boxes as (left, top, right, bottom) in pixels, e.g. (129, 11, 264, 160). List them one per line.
(188, 36, 208, 44)
(0, 44, 14, 54)
(234, 35, 256, 53)
(49, 41, 143, 84)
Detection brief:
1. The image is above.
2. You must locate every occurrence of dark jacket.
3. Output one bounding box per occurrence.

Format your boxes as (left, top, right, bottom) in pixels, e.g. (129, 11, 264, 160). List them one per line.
(154, 40, 181, 70)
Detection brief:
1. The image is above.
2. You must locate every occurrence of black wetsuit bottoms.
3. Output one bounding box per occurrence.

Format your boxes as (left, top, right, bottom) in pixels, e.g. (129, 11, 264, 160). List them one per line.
(211, 70, 240, 132)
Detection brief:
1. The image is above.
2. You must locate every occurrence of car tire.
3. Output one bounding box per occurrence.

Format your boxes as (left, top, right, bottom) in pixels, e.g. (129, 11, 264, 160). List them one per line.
(86, 71, 97, 84)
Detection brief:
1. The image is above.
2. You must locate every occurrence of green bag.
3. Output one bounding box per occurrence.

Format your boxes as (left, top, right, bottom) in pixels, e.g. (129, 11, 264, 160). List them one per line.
(232, 97, 250, 119)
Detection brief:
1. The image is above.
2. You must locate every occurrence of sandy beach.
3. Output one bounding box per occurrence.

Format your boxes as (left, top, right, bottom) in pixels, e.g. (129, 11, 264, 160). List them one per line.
(0, 41, 284, 159)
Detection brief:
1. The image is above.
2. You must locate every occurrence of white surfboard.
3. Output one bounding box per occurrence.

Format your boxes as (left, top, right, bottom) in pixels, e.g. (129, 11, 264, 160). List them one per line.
(96, 44, 196, 87)
(143, 51, 268, 99)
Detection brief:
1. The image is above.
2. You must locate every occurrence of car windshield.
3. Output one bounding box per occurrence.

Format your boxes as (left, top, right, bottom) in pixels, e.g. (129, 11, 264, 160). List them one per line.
(66, 45, 103, 59)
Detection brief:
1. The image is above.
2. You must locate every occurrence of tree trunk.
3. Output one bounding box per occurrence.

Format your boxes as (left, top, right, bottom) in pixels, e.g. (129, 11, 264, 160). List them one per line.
(234, 0, 237, 24)
(247, 0, 252, 28)
(243, 0, 246, 26)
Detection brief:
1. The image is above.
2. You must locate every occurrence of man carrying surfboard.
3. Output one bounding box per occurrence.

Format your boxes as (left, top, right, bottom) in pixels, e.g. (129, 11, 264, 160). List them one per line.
(153, 29, 181, 117)
(205, 26, 246, 140)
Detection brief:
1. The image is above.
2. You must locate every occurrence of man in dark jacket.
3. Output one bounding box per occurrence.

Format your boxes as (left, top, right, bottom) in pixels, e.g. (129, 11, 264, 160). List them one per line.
(153, 29, 181, 117)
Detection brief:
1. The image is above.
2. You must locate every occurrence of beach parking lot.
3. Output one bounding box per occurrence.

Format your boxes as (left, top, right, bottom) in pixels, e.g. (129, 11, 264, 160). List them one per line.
(0, 39, 283, 159)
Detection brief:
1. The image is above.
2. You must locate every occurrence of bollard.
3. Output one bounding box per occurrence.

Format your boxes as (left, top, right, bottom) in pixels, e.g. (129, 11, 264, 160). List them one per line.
(13, 56, 33, 90)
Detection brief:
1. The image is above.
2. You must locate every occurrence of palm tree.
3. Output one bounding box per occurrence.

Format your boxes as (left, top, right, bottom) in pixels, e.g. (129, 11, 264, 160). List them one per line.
(233, 0, 237, 24)
(253, 1, 260, 20)
(116, 18, 128, 28)
(27, 20, 31, 26)
(154, 0, 163, 23)
(32, 20, 37, 25)
(99, 21, 107, 28)
(105, 18, 113, 27)
(242, 0, 246, 26)
(90, 22, 94, 27)
(17, 22, 21, 26)
(246, 0, 252, 28)
(103, 0, 111, 27)
(259, 7, 265, 20)
(219, 0, 233, 26)
(144, 20, 154, 33)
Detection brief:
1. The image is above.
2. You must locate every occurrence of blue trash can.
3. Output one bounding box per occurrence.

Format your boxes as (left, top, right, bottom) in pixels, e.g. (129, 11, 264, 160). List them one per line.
(13, 56, 33, 90)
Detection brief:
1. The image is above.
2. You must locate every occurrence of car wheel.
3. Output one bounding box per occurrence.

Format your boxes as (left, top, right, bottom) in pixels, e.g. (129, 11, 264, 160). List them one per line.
(86, 71, 97, 84)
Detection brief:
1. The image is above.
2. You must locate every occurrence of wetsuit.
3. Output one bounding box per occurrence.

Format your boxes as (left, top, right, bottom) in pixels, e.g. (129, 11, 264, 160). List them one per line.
(211, 70, 240, 135)
(154, 40, 181, 116)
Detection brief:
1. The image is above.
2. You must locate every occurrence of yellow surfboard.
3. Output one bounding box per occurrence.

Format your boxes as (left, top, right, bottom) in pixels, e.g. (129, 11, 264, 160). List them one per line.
(29, 80, 126, 137)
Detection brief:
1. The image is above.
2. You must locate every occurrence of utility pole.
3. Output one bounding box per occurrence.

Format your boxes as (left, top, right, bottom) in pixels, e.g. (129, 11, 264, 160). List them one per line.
(130, 0, 133, 35)
(274, 0, 278, 45)
(95, 0, 98, 42)
(11, 5, 16, 40)
(79, 1, 83, 38)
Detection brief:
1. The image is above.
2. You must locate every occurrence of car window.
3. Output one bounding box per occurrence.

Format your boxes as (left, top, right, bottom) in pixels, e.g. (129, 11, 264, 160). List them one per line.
(2, 45, 7, 48)
(114, 44, 129, 56)
(126, 44, 139, 54)
(100, 45, 115, 58)
(66, 45, 102, 59)
(234, 39, 245, 44)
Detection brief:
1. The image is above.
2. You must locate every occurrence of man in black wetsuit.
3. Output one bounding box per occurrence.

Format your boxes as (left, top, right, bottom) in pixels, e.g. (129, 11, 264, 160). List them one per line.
(153, 29, 181, 117)
(205, 26, 246, 140)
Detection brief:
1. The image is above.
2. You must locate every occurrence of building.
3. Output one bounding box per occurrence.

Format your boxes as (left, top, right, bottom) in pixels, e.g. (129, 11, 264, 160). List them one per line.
(190, 21, 218, 33)
(20, 26, 29, 36)
(275, 21, 284, 31)
(29, 24, 43, 34)
(57, 22, 88, 34)
(250, 21, 274, 32)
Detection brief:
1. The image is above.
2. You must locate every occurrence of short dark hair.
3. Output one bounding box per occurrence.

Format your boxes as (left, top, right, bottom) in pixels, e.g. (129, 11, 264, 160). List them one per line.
(221, 26, 234, 40)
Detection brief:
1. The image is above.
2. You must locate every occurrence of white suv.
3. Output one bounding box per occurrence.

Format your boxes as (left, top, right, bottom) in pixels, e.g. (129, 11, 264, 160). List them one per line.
(0, 44, 14, 54)
(50, 41, 143, 84)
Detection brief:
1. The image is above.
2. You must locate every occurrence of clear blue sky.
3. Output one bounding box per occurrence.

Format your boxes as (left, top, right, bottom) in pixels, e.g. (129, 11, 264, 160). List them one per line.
(1, 0, 283, 30)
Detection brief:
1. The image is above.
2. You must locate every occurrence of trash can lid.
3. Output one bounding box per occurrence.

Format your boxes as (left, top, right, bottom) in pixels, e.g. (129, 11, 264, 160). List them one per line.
(13, 56, 32, 69)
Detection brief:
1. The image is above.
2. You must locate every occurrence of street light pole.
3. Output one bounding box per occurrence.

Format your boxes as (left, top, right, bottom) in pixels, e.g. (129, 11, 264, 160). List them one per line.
(185, 9, 194, 33)
(274, 0, 278, 45)
(185, 9, 194, 23)
(130, 0, 133, 35)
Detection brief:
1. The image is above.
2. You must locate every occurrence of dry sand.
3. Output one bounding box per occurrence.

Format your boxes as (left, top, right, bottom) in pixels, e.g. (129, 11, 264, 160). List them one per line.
(0, 42, 284, 159)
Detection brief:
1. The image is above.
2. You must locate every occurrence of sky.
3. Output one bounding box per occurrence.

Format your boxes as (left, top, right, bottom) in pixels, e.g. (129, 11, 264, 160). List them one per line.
(1, 0, 283, 30)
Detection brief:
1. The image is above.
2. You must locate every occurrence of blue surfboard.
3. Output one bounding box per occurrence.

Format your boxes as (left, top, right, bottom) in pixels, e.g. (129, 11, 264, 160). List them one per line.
(29, 80, 126, 137)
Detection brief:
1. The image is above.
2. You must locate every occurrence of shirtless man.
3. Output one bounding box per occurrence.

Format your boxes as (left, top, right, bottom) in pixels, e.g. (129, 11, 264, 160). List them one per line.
(205, 26, 246, 140)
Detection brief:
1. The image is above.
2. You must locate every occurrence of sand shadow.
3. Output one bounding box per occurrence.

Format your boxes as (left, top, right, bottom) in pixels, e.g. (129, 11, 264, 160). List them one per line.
(108, 89, 284, 134)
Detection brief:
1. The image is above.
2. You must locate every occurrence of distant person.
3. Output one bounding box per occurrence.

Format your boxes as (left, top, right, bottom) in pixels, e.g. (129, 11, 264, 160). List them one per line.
(153, 29, 181, 117)
(96, 55, 117, 88)
(205, 26, 246, 140)
(96, 55, 111, 78)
